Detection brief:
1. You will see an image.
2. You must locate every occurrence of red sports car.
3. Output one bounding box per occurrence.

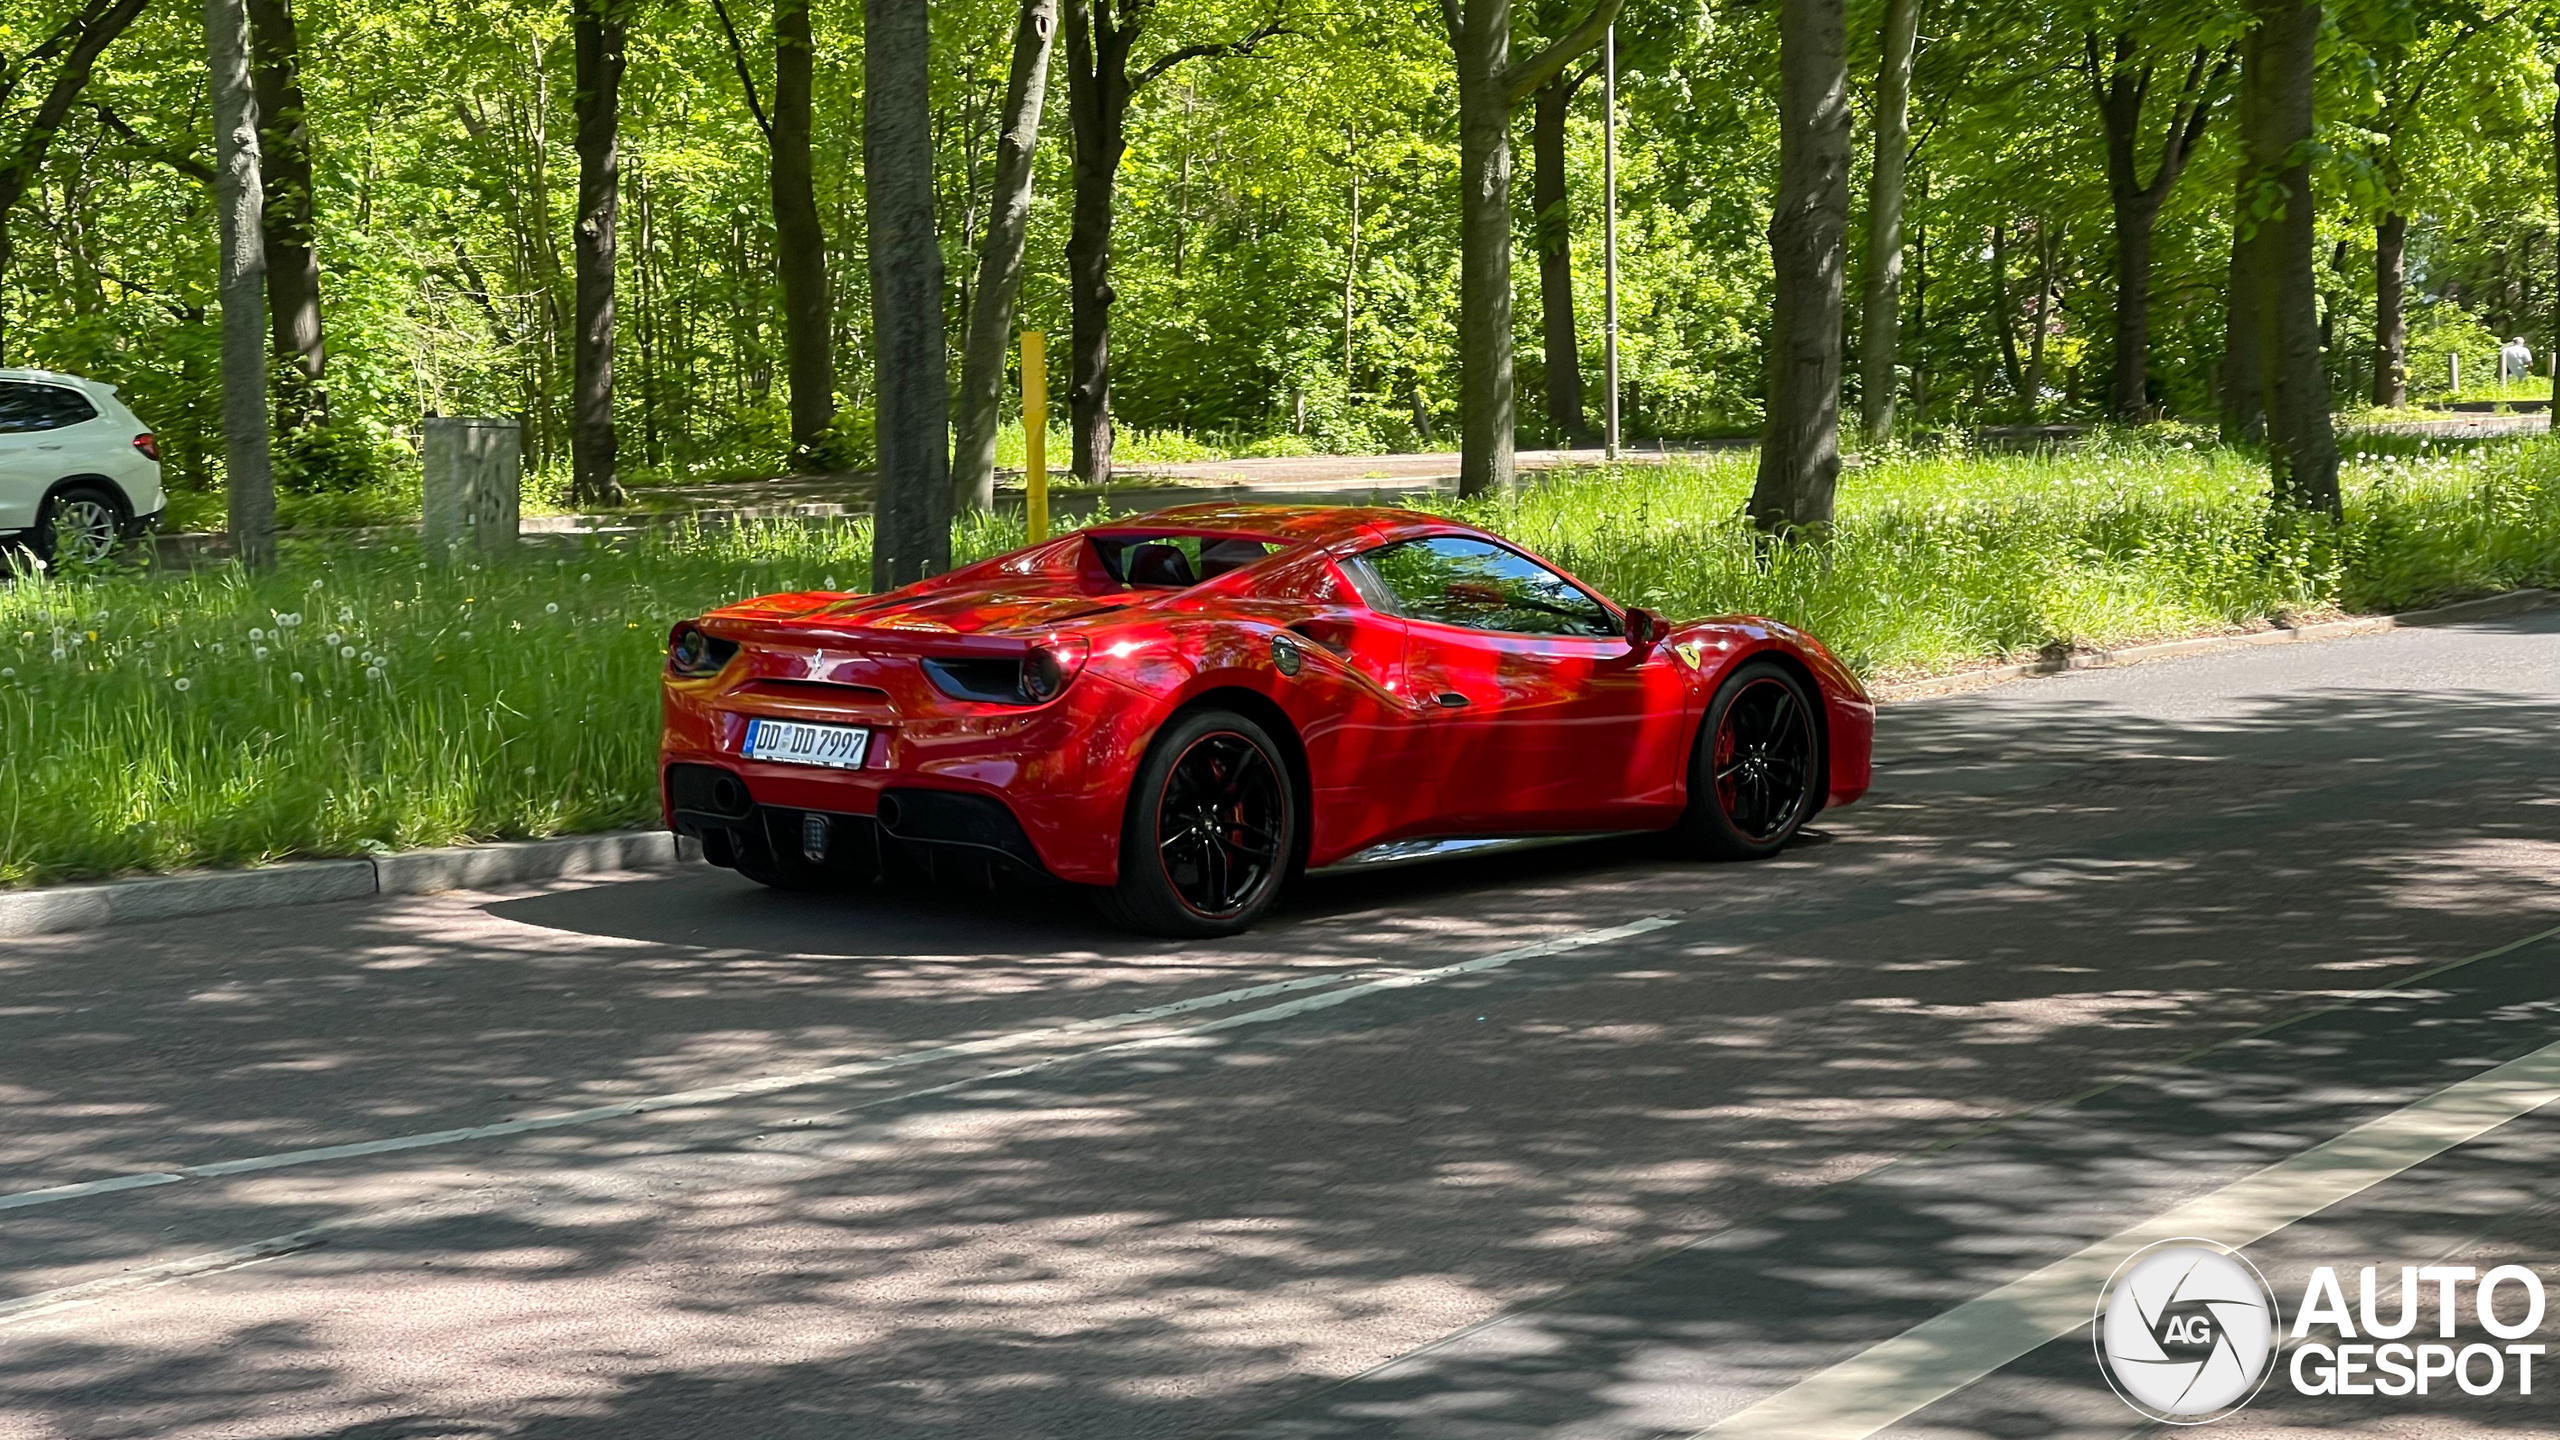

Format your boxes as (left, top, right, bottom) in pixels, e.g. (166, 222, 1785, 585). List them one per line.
(660, 504, 1871, 935)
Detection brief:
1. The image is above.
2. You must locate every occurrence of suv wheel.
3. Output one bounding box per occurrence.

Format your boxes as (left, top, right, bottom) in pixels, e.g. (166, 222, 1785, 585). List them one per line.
(36, 484, 124, 565)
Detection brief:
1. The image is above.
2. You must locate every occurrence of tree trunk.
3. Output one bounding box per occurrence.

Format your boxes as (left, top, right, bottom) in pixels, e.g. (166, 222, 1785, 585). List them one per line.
(1857, 0, 1919, 443)
(1747, 0, 1849, 536)
(207, 0, 276, 569)
(1910, 166, 1928, 418)
(570, 0, 628, 509)
(772, 0, 833, 467)
(2219, 175, 2259, 443)
(1988, 219, 2024, 403)
(246, 0, 324, 429)
(2089, 38, 2229, 420)
(1063, 0, 1130, 485)
(0, 0, 150, 365)
(2105, 193, 2158, 419)
(1531, 71, 1587, 442)
(2023, 221, 2058, 420)
(2237, 0, 2336, 513)
(2373, 209, 2408, 407)
(953, 0, 1059, 511)
(2551, 64, 2559, 413)
(865, 0, 950, 587)
(1455, 0, 1517, 498)
(1344, 139, 1359, 385)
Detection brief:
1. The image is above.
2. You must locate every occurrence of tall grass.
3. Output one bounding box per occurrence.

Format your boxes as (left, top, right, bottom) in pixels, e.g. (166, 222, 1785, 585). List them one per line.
(1435, 432, 2560, 676)
(5, 435, 2557, 886)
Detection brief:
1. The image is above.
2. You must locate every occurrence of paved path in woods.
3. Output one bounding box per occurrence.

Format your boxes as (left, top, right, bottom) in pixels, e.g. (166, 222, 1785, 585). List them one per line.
(7, 611, 2560, 1438)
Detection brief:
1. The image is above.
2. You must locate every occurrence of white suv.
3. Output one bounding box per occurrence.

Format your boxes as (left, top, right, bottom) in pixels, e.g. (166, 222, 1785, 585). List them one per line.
(0, 368, 167, 563)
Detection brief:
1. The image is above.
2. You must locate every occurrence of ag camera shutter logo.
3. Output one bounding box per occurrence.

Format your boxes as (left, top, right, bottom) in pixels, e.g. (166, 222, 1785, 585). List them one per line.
(2095, 1238, 2280, 1424)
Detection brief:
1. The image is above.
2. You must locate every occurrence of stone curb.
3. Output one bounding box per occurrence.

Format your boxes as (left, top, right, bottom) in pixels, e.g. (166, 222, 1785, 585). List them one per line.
(0, 831, 690, 940)
(1870, 588, 2558, 703)
(8, 587, 2553, 938)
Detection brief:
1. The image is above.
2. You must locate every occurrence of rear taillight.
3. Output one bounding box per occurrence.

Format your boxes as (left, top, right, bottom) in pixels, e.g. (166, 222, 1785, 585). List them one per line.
(918, 635, 1090, 705)
(667, 621, 739, 678)
(132, 432, 159, 462)
(1019, 636, 1089, 701)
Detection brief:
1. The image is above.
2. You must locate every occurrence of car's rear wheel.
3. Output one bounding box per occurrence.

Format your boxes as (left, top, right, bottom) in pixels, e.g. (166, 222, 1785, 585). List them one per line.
(36, 484, 123, 566)
(1099, 708, 1294, 937)
(1675, 660, 1823, 860)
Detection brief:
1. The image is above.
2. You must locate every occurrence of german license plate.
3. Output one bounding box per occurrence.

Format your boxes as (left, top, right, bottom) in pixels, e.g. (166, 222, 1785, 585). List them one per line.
(742, 717, 870, 770)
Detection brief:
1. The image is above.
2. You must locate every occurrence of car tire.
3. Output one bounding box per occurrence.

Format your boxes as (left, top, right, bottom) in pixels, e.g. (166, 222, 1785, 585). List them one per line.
(1674, 659, 1825, 860)
(35, 483, 125, 566)
(1097, 707, 1296, 937)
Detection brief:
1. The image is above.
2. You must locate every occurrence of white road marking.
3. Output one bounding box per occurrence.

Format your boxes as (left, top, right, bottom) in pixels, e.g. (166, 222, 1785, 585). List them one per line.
(1693, 1035, 2560, 1439)
(0, 914, 1678, 1220)
(0, 1195, 474, 1327)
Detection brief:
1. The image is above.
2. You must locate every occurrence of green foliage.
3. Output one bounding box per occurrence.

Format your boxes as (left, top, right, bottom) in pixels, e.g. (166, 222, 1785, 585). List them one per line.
(274, 419, 405, 494)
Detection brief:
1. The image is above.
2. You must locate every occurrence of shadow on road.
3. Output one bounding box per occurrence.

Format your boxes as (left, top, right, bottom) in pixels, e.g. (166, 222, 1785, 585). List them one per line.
(7, 682, 2560, 1439)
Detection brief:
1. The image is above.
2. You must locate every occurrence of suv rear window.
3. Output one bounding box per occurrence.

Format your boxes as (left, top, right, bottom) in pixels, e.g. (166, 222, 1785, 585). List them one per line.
(0, 382, 97, 433)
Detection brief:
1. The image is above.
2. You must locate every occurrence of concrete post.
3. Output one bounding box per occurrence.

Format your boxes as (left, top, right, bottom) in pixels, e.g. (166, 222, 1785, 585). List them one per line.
(422, 417, 521, 556)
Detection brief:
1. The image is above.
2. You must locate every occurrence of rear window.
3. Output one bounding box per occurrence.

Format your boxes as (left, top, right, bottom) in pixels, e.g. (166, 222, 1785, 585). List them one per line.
(0, 382, 96, 434)
(1091, 534, 1279, 588)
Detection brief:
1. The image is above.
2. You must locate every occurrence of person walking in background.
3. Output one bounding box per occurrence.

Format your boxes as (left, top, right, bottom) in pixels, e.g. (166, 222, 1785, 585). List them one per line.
(2500, 336, 2534, 383)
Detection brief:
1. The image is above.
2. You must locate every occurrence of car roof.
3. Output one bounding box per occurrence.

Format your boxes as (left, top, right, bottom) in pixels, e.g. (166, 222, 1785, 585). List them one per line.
(0, 367, 110, 397)
(1109, 502, 1467, 549)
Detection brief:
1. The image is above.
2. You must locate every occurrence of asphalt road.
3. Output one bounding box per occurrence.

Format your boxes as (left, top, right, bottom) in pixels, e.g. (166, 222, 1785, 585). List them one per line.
(5, 611, 2559, 1440)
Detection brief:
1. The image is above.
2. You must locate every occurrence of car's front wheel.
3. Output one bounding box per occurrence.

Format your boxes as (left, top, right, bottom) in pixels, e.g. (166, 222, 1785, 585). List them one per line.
(35, 483, 124, 566)
(1099, 708, 1295, 937)
(1674, 659, 1824, 859)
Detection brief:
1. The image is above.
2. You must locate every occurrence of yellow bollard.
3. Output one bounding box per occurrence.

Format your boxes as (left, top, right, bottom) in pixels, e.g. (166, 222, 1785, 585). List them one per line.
(1022, 331, 1048, 542)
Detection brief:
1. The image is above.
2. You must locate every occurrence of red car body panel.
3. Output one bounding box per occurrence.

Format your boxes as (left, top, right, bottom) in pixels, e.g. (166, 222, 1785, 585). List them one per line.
(658, 504, 1872, 886)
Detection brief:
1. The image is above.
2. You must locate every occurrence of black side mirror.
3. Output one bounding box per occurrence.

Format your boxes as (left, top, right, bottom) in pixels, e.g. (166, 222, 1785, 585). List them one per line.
(1624, 607, 1666, 648)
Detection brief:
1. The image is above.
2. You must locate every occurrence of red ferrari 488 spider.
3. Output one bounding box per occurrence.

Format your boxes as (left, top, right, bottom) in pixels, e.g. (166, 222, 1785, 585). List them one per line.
(660, 504, 1871, 935)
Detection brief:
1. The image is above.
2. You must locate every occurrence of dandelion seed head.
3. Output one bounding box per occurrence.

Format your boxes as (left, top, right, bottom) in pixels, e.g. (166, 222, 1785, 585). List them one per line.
(173, 677, 191, 692)
(365, 666, 383, 681)
(50, 648, 65, 661)
(324, 633, 342, 646)
(290, 672, 305, 684)
(340, 645, 357, 659)
(545, 602, 559, 614)
(255, 647, 270, 660)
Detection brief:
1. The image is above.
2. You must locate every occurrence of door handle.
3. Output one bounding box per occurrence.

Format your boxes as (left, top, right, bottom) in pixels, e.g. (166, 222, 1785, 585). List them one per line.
(1434, 691, 1469, 708)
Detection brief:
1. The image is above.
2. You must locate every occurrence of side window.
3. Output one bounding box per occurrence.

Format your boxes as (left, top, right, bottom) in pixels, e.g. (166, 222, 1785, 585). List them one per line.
(0, 383, 95, 433)
(1360, 536, 1618, 638)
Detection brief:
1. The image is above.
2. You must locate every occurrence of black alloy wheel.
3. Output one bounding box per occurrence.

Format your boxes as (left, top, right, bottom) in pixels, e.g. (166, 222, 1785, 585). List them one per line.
(1101, 708, 1295, 936)
(1676, 660, 1823, 860)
